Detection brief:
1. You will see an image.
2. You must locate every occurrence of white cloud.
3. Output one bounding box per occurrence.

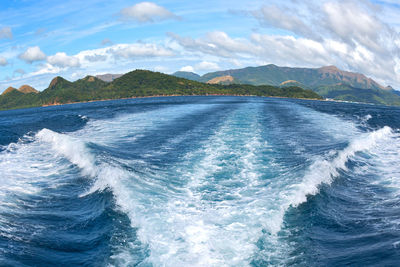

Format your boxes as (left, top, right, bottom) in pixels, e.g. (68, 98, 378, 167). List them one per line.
(120, 2, 178, 23)
(195, 61, 220, 71)
(47, 52, 80, 68)
(31, 63, 61, 76)
(250, 34, 331, 67)
(153, 65, 169, 73)
(0, 27, 12, 39)
(179, 62, 220, 73)
(209, 1, 400, 87)
(110, 43, 174, 58)
(322, 1, 387, 54)
(180, 65, 194, 72)
(84, 54, 108, 62)
(0, 57, 8, 66)
(18, 46, 47, 63)
(168, 31, 254, 58)
(251, 5, 315, 39)
(31, 42, 174, 78)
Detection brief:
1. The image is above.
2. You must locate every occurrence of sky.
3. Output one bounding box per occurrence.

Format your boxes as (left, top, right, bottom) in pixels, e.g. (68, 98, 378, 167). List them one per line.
(0, 0, 400, 92)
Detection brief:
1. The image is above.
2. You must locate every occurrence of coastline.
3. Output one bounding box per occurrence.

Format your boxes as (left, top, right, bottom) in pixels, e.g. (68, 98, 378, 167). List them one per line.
(39, 94, 324, 108)
(1, 94, 392, 113)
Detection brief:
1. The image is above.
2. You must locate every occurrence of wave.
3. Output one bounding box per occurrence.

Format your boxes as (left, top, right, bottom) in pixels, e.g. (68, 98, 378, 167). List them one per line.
(0, 133, 69, 205)
(264, 126, 395, 234)
(35, 104, 268, 266)
(28, 106, 399, 266)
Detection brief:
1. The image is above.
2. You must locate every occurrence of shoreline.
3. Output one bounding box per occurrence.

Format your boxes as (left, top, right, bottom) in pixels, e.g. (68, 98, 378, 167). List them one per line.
(39, 94, 323, 107)
(3, 94, 383, 112)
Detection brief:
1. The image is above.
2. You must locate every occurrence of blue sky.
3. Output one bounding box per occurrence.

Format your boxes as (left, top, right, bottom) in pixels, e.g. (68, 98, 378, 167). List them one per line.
(0, 0, 400, 91)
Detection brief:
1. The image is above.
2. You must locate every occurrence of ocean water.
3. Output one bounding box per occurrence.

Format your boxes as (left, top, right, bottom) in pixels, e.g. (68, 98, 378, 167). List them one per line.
(1, 96, 400, 266)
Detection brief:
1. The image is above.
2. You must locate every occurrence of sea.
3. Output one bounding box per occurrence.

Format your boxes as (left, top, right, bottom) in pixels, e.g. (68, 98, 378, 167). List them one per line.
(0, 96, 400, 266)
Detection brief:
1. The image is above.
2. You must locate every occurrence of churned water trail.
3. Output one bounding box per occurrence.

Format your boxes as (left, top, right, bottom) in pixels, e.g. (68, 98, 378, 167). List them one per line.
(1, 96, 400, 266)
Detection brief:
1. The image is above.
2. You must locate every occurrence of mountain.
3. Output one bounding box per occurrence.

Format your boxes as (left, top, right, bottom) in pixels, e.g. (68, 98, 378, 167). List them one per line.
(0, 70, 321, 110)
(172, 71, 201, 81)
(173, 64, 400, 106)
(198, 65, 388, 89)
(96, 74, 123, 82)
(1, 87, 17, 95)
(18, 85, 39, 94)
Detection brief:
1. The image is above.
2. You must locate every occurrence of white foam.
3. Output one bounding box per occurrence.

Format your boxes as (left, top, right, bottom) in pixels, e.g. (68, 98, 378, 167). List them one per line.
(0, 135, 71, 203)
(263, 126, 394, 234)
(0, 132, 85, 238)
(77, 103, 214, 146)
(37, 129, 96, 177)
(35, 129, 141, 222)
(5, 100, 396, 266)
(114, 103, 286, 266)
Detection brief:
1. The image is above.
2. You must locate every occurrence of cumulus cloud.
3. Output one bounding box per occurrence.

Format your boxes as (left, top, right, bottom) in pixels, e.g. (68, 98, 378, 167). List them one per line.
(179, 62, 219, 73)
(0, 27, 12, 39)
(0, 57, 8, 66)
(169, 1, 400, 87)
(251, 34, 332, 67)
(31, 41, 174, 77)
(250, 5, 315, 39)
(195, 61, 220, 71)
(180, 65, 194, 72)
(47, 52, 80, 68)
(168, 31, 253, 58)
(322, 2, 389, 54)
(120, 2, 179, 23)
(19, 46, 47, 63)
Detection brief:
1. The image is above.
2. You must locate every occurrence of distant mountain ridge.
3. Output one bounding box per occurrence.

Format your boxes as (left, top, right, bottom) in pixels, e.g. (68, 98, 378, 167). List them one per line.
(172, 64, 400, 105)
(174, 64, 391, 90)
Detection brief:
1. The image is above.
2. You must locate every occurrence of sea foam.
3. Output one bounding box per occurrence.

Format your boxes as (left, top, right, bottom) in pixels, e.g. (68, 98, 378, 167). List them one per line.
(265, 126, 394, 234)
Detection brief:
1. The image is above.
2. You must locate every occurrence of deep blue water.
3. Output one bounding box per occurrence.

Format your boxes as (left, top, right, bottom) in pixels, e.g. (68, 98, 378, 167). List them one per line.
(1, 96, 400, 266)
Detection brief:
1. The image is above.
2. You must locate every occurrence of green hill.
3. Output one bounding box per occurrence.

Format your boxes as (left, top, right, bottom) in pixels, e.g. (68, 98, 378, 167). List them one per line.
(315, 84, 400, 105)
(174, 65, 400, 106)
(0, 70, 321, 110)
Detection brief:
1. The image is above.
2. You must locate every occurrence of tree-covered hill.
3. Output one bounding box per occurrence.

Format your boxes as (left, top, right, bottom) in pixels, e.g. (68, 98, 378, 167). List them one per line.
(0, 70, 322, 111)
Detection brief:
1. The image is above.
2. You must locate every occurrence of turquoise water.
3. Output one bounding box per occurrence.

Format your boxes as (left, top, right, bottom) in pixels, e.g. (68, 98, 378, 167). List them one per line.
(1, 96, 400, 266)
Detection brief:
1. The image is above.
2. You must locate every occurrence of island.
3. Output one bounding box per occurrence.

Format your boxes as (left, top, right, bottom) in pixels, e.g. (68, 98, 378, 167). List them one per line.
(0, 70, 321, 111)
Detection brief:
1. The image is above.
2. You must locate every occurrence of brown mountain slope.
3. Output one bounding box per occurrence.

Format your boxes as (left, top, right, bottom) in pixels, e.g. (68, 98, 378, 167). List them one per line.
(18, 85, 39, 94)
(1, 87, 17, 95)
(207, 75, 234, 84)
(317, 66, 389, 91)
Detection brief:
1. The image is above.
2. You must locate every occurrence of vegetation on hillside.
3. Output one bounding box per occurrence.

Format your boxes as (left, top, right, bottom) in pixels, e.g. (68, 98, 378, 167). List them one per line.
(173, 64, 400, 106)
(0, 70, 322, 110)
(315, 84, 400, 105)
